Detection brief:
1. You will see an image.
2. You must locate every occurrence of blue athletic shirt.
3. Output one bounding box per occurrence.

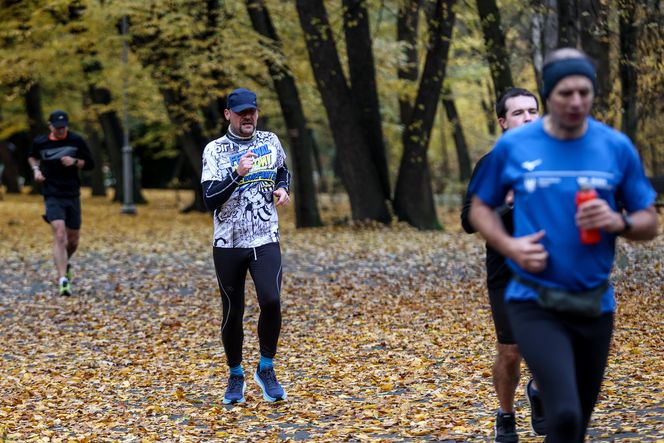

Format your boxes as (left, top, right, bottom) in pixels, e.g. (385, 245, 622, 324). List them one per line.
(468, 118, 656, 313)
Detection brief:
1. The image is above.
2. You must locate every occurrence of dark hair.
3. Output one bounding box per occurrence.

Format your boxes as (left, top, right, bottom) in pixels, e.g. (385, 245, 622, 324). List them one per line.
(495, 88, 539, 119)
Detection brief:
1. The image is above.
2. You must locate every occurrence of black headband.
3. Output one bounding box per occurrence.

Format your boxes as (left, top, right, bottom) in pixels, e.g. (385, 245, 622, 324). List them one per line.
(541, 57, 597, 100)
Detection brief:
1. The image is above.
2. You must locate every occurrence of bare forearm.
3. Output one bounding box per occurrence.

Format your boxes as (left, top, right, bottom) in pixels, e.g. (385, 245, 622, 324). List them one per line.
(469, 196, 513, 256)
(581, 199, 659, 241)
(621, 207, 659, 241)
(470, 195, 549, 273)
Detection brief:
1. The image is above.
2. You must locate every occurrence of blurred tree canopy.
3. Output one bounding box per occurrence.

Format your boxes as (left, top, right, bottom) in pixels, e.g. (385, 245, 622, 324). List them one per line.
(0, 0, 662, 228)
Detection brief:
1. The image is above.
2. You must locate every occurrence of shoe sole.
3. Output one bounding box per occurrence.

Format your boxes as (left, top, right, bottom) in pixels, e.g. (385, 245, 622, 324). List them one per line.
(253, 372, 286, 402)
(525, 380, 546, 436)
(494, 412, 519, 443)
(222, 381, 246, 405)
(493, 425, 518, 443)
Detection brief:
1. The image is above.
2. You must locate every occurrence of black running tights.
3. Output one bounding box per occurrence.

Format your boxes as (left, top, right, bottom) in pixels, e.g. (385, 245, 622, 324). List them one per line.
(507, 301, 613, 443)
(213, 242, 282, 368)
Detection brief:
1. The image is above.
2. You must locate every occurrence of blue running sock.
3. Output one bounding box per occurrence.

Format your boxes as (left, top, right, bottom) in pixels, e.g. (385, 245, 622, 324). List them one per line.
(230, 365, 243, 377)
(259, 356, 273, 371)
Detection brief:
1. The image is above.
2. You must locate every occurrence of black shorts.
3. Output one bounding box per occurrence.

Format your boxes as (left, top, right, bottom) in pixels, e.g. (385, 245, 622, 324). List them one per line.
(44, 196, 82, 230)
(488, 287, 515, 344)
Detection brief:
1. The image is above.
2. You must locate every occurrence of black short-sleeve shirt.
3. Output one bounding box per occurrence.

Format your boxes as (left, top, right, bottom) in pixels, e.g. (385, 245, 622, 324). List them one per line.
(28, 132, 94, 198)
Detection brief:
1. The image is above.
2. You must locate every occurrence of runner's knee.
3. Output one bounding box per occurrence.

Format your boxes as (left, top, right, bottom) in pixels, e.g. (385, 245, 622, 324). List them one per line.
(496, 344, 521, 366)
(67, 233, 79, 251)
(258, 295, 280, 314)
(548, 407, 582, 441)
(53, 228, 67, 247)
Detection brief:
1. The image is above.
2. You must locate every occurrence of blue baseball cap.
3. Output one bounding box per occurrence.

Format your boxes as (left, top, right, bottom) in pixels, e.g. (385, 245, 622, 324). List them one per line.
(48, 110, 69, 128)
(227, 88, 258, 113)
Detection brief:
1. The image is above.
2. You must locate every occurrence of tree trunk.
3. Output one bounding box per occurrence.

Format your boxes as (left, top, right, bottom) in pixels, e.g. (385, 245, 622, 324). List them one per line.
(54, 5, 144, 203)
(154, 87, 208, 213)
(0, 141, 20, 193)
(84, 60, 146, 204)
(442, 89, 472, 182)
(397, 0, 422, 125)
(619, 0, 638, 145)
(24, 82, 48, 142)
(196, 1, 231, 143)
(579, 0, 611, 122)
(557, 0, 578, 47)
(97, 98, 146, 204)
(309, 128, 327, 193)
(439, 104, 450, 193)
(171, 114, 207, 213)
(127, 12, 208, 212)
(24, 82, 48, 193)
(246, 0, 323, 228)
(83, 121, 108, 197)
(201, 97, 225, 137)
(481, 80, 497, 135)
(343, 0, 391, 200)
(394, 0, 456, 230)
(295, 0, 391, 223)
(530, 0, 558, 97)
(97, 108, 122, 199)
(649, 143, 659, 176)
(476, 0, 514, 99)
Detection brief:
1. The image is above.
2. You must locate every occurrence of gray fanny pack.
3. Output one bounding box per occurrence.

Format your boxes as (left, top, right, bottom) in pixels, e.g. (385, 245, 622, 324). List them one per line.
(513, 274, 608, 317)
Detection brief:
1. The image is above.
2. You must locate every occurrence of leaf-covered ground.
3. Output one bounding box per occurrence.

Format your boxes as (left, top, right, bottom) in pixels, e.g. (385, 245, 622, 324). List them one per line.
(1, 190, 662, 442)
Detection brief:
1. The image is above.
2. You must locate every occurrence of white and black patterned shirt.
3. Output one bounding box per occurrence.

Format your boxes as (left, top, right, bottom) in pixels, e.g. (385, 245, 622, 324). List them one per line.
(201, 129, 290, 248)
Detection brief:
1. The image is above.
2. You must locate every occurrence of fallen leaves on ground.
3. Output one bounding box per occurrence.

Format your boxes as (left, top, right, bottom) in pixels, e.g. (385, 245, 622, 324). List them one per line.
(0, 190, 662, 442)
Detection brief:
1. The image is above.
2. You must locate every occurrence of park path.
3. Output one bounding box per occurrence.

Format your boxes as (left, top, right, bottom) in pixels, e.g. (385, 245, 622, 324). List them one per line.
(1, 193, 662, 441)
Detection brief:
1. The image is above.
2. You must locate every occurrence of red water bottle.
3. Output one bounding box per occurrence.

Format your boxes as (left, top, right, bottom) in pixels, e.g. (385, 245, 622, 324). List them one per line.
(575, 184, 601, 245)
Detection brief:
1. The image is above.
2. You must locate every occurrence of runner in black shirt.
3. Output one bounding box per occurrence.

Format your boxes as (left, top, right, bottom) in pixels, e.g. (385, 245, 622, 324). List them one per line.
(461, 88, 545, 442)
(28, 110, 94, 296)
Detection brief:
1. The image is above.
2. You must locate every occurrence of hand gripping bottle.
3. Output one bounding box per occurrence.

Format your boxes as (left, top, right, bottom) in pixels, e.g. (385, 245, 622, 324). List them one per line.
(575, 184, 601, 245)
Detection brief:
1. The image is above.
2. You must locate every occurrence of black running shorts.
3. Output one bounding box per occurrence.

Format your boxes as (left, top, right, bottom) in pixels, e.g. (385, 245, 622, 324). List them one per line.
(44, 196, 82, 230)
(488, 287, 515, 344)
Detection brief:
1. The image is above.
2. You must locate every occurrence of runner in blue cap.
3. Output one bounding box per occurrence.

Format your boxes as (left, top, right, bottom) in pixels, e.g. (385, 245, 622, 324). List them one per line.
(201, 88, 291, 404)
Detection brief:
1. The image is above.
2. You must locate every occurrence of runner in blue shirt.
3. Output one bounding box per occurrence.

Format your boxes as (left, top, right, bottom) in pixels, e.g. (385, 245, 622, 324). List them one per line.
(468, 48, 658, 442)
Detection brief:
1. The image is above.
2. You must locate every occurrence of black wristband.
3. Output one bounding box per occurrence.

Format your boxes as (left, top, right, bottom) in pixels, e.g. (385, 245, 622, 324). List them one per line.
(618, 213, 633, 235)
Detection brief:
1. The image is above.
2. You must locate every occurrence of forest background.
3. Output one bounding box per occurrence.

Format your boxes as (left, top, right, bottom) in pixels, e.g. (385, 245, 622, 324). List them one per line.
(1, 1, 663, 441)
(0, 0, 662, 229)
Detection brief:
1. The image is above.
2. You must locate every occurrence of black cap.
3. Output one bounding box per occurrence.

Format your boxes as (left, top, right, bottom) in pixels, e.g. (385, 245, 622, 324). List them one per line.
(48, 110, 69, 128)
(227, 88, 258, 113)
